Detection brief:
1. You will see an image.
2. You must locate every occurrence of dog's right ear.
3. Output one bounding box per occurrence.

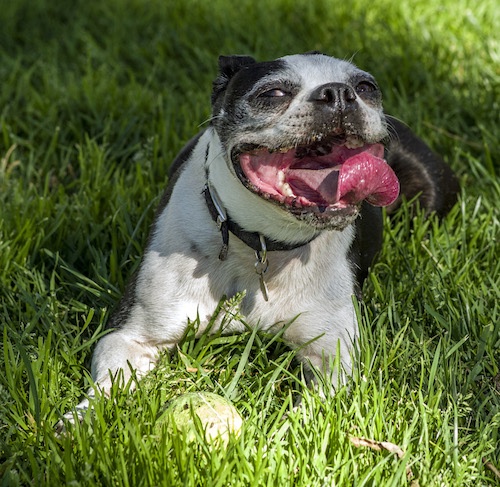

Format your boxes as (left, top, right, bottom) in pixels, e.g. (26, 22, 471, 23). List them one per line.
(211, 55, 256, 107)
(218, 55, 257, 79)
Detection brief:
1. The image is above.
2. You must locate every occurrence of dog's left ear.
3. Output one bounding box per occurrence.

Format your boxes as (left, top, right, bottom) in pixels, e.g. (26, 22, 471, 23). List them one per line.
(211, 55, 256, 107)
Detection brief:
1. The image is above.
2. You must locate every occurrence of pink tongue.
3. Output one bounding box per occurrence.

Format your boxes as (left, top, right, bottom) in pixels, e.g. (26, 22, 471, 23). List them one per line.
(338, 152, 400, 206)
(289, 152, 400, 207)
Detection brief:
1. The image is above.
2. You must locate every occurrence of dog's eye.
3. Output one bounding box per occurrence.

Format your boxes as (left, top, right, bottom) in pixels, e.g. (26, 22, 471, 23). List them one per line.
(260, 88, 289, 98)
(355, 81, 378, 95)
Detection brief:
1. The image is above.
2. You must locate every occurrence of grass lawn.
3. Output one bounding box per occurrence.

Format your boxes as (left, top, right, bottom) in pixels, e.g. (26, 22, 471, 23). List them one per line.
(1, 0, 499, 485)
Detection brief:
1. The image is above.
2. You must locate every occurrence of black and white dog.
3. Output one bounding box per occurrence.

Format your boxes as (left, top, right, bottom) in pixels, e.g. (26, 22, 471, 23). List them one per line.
(63, 52, 459, 423)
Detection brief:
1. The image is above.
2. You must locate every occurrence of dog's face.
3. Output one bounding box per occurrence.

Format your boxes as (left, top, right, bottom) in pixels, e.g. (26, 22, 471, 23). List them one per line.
(211, 53, 399, 230)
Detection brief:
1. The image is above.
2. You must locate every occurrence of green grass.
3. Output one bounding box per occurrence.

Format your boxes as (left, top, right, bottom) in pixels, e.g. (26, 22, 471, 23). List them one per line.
(1, 0, 499, 485)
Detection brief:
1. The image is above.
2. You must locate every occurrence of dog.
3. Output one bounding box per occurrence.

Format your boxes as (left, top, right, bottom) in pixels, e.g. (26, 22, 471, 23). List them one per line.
(60, 52, 459, 425)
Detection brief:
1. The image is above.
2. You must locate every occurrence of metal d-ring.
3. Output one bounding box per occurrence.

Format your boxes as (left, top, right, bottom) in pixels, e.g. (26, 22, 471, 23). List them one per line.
(254, 234, 269, 301)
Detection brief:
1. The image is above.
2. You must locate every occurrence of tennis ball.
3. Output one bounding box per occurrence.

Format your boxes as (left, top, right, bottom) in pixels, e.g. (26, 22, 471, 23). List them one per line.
(156, 392, 242, 444)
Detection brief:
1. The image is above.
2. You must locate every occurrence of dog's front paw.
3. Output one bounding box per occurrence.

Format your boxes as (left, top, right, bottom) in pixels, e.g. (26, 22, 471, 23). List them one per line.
(55, 399, 90, 435)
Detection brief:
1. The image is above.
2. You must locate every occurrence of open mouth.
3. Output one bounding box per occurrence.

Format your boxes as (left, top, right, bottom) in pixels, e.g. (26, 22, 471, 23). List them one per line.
(234, 135, 400, 217)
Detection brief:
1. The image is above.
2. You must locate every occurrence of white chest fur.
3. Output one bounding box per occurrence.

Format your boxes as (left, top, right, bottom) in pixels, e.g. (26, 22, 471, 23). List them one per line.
(125, 131, 358, 375)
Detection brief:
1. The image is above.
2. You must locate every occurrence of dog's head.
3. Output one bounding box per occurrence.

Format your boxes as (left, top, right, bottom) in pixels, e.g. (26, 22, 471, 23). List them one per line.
(211, 53, 399, 230)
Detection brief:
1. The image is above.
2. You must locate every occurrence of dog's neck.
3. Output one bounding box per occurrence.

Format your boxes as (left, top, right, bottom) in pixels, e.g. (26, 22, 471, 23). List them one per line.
(203, 182, 317, 259)
(204, 129, 321, 250)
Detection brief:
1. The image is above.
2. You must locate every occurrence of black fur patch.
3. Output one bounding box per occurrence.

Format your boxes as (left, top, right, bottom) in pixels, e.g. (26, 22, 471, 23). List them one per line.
(211, 57, 287, 117)
(385, 116, 460, 216)
(348, 202, 383, 298)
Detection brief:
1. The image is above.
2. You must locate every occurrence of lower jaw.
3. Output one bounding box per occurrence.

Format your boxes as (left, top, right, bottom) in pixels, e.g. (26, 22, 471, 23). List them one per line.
(288, 203, 360, 230)
(253, 186, 360, 230)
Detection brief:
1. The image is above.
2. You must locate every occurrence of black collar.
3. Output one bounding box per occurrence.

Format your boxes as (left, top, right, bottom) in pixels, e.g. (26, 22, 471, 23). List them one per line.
(203, 184, 317, 260)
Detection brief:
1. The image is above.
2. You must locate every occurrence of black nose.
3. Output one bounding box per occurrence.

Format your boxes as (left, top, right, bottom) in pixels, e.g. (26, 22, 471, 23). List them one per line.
(309, 82, 357, 106)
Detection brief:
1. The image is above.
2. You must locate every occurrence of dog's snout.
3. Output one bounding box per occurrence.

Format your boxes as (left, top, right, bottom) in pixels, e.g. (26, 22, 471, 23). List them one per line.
(309, 83, 357, 107)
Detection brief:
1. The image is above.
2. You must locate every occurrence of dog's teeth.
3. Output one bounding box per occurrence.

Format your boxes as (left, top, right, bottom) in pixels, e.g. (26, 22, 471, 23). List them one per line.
(277, 170, 295, 197)
(345, 136, 364, 149)
(282, 182, 294, 197)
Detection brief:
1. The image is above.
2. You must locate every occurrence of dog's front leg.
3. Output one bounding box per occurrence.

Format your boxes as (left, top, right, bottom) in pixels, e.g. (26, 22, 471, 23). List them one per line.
(300, 344, 353, 397)
(57, 329, 159, 431)
(90, 329, 159, 395)
(286, 308, 357, 398)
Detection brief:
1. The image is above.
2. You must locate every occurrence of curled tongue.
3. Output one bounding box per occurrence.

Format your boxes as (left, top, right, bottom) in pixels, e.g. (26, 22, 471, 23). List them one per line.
(288, 152, 400, 207)
(338, 152, 400, 206)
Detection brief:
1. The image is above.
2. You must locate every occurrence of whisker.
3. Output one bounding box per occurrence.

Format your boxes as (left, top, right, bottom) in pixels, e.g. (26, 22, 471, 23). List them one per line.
(198, 114, 222, 128)
(384, 117, 404, 143)
(345, 51, 360, 64)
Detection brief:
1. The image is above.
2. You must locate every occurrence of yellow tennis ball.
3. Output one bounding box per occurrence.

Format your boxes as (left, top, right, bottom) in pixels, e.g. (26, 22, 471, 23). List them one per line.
(156, 392, 243, 444)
